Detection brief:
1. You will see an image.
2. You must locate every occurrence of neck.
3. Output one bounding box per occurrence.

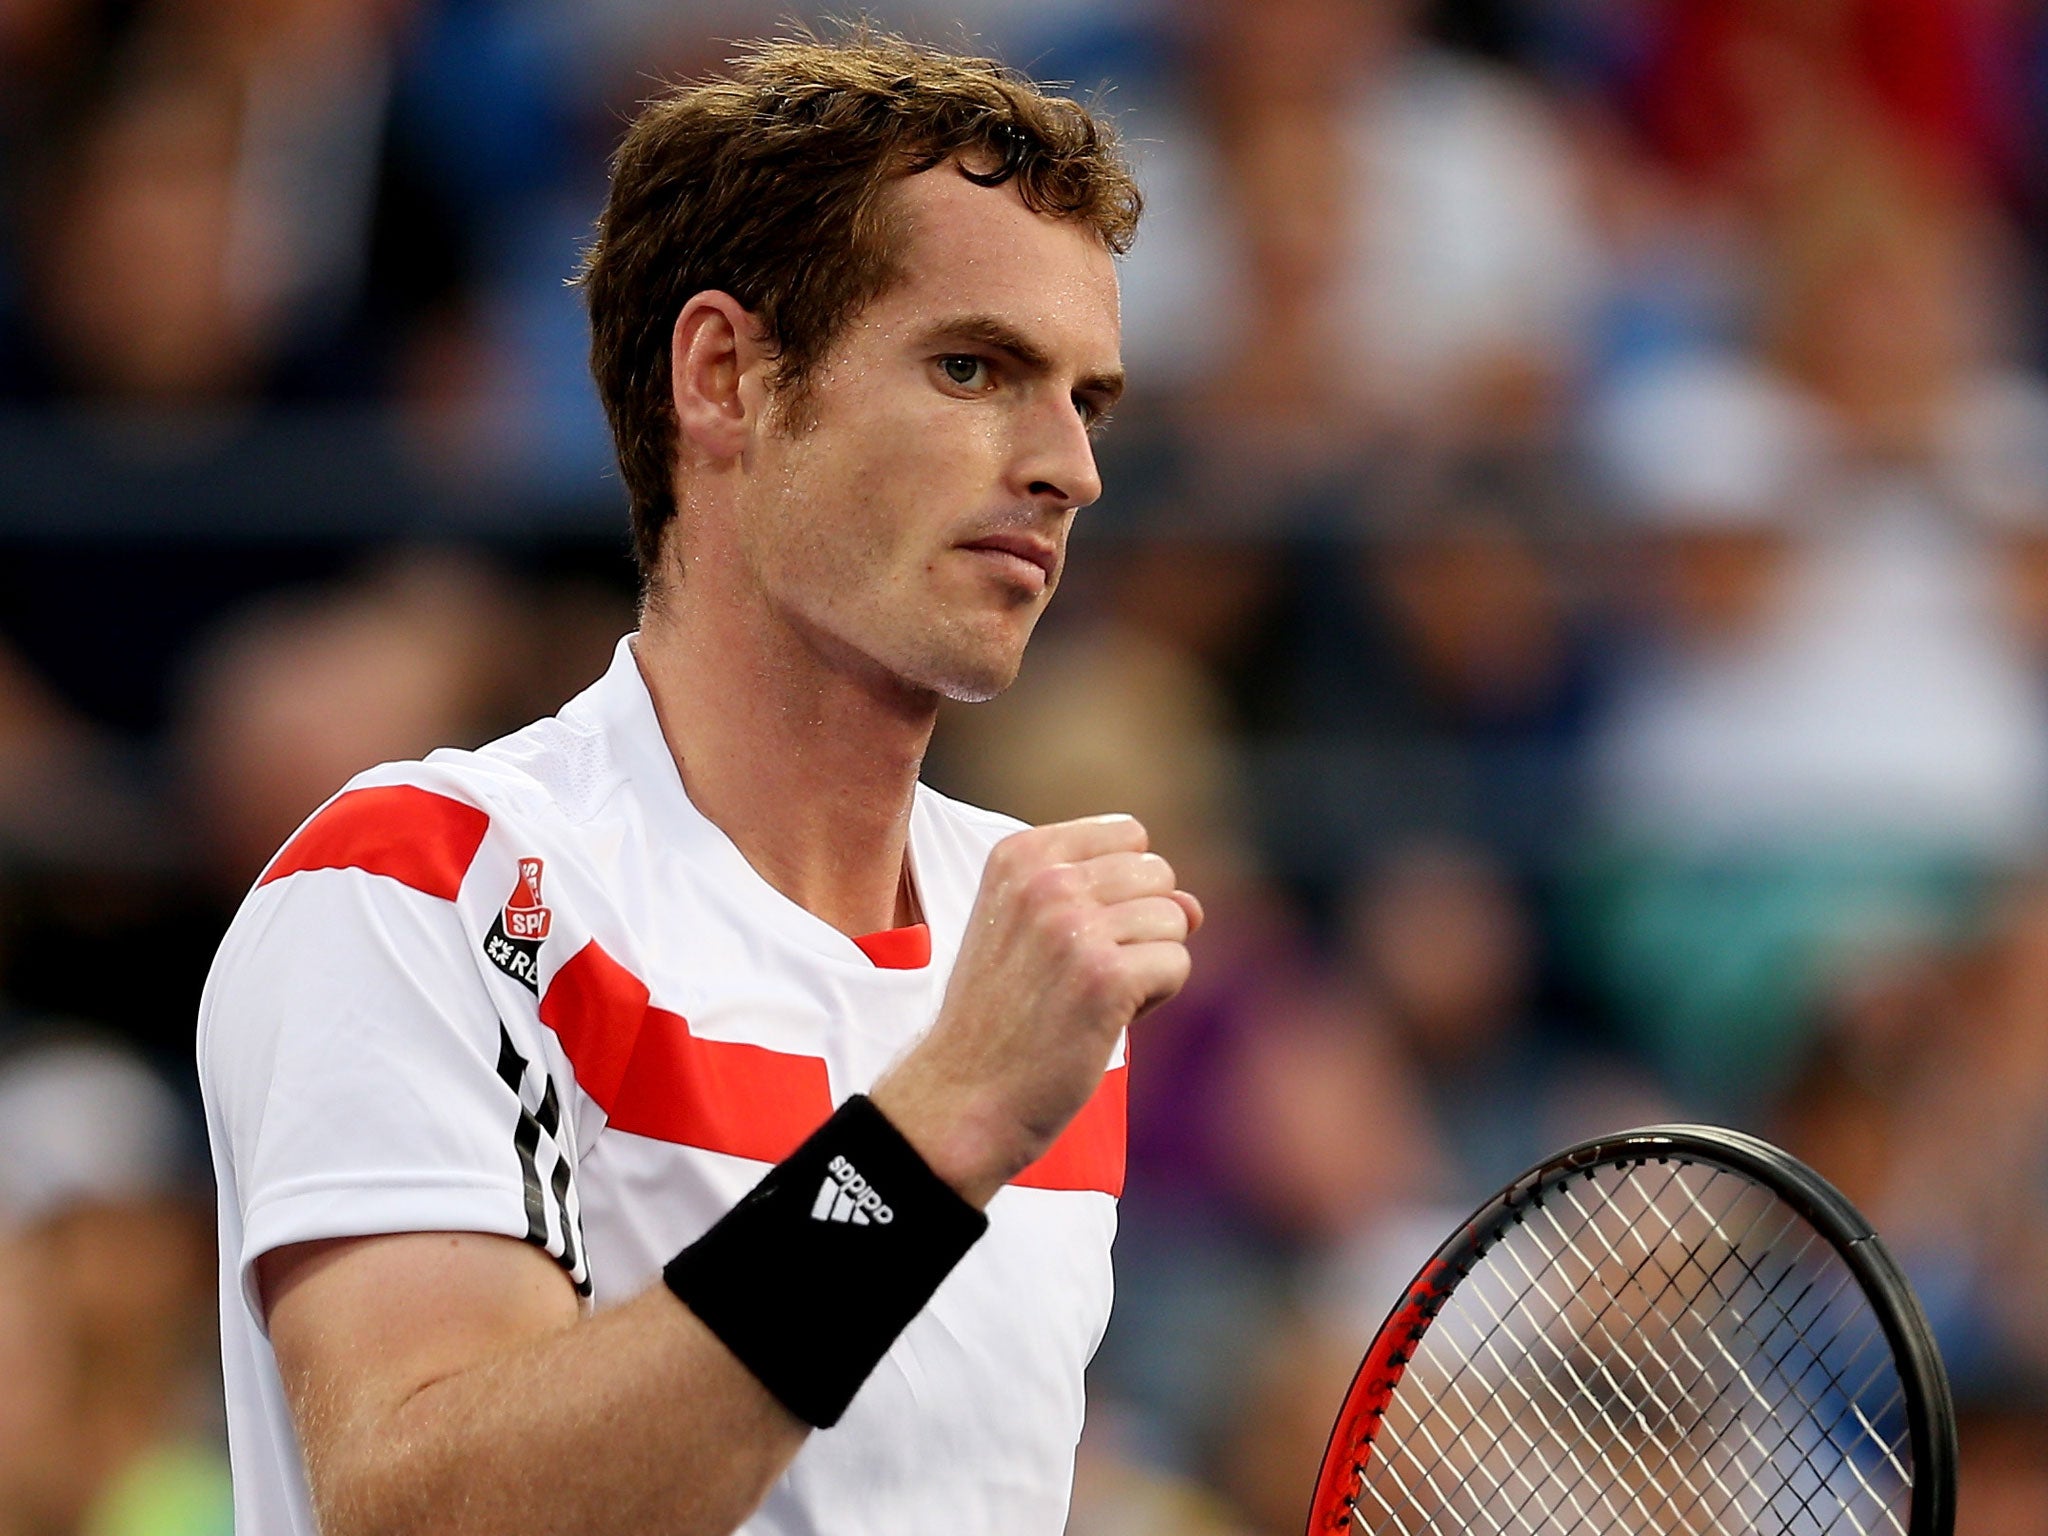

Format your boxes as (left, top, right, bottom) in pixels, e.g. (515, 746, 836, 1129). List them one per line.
(632, 574, 936, 941)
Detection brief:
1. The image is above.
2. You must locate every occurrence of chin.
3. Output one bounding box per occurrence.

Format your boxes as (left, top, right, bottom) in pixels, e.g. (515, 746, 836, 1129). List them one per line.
(897, 636, 1027, 704)
(930, 673, 1009, 705)
(917, 653, 1020, 704)
(878, 606, 1039, 703)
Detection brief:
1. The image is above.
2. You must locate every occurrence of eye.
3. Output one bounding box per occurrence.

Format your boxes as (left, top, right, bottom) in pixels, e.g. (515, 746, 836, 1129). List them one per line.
(937, 355, 990, 389)
(1073, 393, 1122, 436)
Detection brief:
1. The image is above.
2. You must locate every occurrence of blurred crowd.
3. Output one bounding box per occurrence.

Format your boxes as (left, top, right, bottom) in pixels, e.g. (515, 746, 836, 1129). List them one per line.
(7, 0, 2048, 1532)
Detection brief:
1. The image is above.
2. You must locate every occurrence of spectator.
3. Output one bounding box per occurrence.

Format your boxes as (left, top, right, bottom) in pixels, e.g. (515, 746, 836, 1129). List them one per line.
(1954, 1393, 2048, 1536)
(174, 551, 620, 893)
(0, 1031, 228, 1536)
(0, 1220, 78, 1536)
(1135, 0, 1605, 448)
(22, 63, 262, 403)
(1780, 872, 2048, 1393)
(1576, 152, 2048, 1107)
(0, 638, 145, 870)
(10, 0, 471, 407)
(1637, 0, 2026, 204)
(1338, 837, 1666, 1198)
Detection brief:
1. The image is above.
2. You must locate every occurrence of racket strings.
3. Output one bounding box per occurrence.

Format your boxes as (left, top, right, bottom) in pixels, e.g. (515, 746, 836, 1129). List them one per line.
(1539, 1174, 1886, 1534)
(1365, 1169, 1904, 1536)
(1347, 1161, 1913, 1536)
(1653, 1179, 1910, 1534)
(1669, 1210, 1908, 1535)
(1357, 1223, 1848, 1536)
(1489, 1177, 1810, 1533)
(1372, 1165, 1801, 1536)
(1540, 1180, 1901, 1536)
(1379, 1162, 1779, 1531)
(1514, 1174, 1898, 1536)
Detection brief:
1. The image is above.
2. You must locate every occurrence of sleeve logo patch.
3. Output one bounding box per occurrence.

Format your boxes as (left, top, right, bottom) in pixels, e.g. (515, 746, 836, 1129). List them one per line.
(485, 857, 551, 993)
(505, 858, 553, 940)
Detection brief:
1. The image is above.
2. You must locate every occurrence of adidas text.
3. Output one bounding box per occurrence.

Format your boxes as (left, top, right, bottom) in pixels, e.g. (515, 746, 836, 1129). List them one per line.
(809, 1154, 894, 1226)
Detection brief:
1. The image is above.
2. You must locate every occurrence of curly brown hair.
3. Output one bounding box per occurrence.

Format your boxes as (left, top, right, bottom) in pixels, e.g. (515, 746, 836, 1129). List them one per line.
(578, 29, 1142, 582)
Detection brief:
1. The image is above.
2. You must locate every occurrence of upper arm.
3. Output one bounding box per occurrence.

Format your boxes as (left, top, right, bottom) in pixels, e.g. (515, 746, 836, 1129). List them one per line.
(203, 782, 593, 1322)
(260, 1232, 581, 1491)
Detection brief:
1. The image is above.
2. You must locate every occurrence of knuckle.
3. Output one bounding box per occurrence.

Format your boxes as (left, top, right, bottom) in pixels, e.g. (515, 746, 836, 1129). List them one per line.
(1157, 898, 1191, 942)
(1140, 946, 1193, 1012)
(1025, 862, 1085, 908)
(1076, 948, 1125, 1002)
(1081, 962, 1130, 1011)
(988, 831, 1035, 877)
(1084, 812, 1146, 850)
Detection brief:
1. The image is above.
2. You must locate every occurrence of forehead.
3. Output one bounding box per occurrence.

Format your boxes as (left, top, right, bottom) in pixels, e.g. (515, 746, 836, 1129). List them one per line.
(868, 166, 1122, 360)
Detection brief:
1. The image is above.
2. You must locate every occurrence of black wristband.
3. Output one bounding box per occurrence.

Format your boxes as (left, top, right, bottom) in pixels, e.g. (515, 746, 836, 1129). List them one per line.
(663, 1094, 989, 1428)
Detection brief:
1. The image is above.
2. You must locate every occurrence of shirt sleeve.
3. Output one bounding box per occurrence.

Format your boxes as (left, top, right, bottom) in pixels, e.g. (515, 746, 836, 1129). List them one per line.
(199, 782, 590, 1327)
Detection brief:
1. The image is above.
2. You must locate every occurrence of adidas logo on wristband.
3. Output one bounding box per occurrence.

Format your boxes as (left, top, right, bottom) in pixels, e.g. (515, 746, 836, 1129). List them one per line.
(809, 1153, 895, 1226)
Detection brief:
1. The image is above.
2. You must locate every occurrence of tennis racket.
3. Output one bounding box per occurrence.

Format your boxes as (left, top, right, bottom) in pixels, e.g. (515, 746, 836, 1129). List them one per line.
(1307, 1125, 1956, 1536)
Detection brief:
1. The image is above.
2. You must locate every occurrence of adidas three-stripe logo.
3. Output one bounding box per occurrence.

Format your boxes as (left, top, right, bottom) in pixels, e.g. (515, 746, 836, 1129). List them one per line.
(810, 1153, 894, 1226)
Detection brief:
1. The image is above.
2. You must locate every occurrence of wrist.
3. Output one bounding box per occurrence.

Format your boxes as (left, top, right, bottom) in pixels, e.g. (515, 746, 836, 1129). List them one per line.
(663, 1094, 988, 1427)
(866, 1076, 1025, 1211)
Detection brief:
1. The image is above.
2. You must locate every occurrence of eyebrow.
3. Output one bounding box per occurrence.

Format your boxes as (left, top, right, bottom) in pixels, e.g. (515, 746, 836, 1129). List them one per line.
(918, 314, 1126, 408)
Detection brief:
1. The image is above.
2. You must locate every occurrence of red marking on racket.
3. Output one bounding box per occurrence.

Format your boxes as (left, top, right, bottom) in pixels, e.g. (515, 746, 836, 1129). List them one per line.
(1308, 1256, 1457, 1530)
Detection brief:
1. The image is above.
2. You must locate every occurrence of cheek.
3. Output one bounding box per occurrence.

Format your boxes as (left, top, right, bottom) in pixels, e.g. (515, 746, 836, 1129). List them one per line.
(756, 429, 918, 589)
(847, 421, 990, 546)
(758, 371, 1009, 585)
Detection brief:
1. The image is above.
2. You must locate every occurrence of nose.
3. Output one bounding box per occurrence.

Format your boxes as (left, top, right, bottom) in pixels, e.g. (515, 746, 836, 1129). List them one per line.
(1011, 393, 1104, 512)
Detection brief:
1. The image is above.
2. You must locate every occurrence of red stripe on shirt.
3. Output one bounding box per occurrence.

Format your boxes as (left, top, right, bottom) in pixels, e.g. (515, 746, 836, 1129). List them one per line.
(258, 785, 490, 901)
(1011, 1065, 1126, 1198)
(539, 937, 1125, 1194)
(852, 923, 931, 969)
(539, 940, 831, 1163)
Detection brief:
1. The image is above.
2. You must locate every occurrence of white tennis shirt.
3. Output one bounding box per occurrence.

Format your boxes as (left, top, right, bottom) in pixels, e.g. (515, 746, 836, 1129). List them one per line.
(198, 636, 1126, 1535)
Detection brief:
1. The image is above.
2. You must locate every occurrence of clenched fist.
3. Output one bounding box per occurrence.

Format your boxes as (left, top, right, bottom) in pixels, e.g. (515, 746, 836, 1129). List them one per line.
(871, 814, 1201, 1208)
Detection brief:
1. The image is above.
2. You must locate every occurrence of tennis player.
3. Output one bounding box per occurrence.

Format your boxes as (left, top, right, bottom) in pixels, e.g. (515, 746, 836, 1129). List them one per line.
(197, 29, 1198, 1536)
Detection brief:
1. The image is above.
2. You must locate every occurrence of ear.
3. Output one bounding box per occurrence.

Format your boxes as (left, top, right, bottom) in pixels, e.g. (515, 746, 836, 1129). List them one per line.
(670, 292, 772, 462)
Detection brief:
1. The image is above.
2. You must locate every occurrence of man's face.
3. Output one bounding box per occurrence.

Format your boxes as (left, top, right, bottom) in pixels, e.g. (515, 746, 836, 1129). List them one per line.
(732, 166, 1123, 702)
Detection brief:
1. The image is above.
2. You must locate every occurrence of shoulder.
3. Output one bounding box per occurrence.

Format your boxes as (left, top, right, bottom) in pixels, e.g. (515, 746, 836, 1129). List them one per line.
(251, 705, 624, 905)
(201, 711, 626, 1083)
(250, 766, 493, 908)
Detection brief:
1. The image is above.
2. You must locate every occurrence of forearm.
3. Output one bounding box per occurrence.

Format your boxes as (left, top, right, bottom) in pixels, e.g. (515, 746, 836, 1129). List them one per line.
(295, 1284, 806, 1536)
(274, 1095, 994, 1536)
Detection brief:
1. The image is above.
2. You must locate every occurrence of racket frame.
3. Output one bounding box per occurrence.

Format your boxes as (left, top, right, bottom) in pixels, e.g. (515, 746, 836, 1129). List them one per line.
(1305, 1124, 1957, 1536)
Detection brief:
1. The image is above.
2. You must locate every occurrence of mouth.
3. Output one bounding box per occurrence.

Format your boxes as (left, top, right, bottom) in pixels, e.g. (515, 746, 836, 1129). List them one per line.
(958, 531, 1058, 595)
